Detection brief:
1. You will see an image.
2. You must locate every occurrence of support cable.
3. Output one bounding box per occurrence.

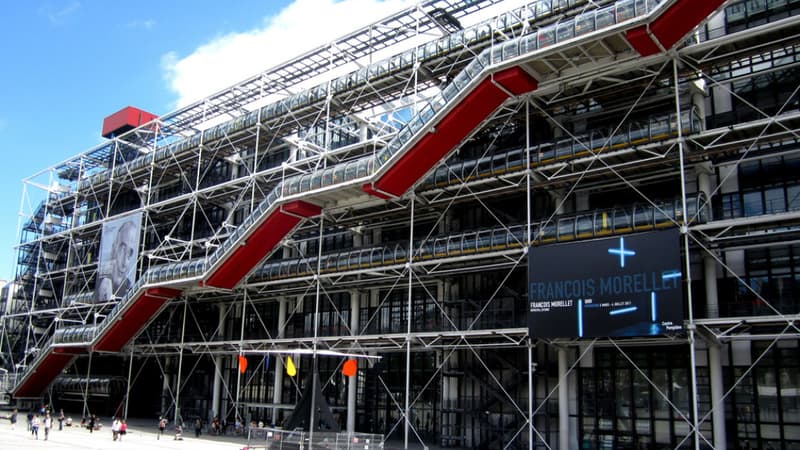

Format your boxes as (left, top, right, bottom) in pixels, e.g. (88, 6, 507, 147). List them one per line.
(674, 56, 702, 450)
(404, 194, 415, 450)
(309, 213, 326, 444)
(529, 59, 679, 233)
(680, 54, 800, 223)
(234, 290, 248, 426)
(173, 297, 188, 425)
(687, 235, 800, 335)
(690, 323, 794, 448)
(123, 347, 133, 419)
(607, 338, 712, 448)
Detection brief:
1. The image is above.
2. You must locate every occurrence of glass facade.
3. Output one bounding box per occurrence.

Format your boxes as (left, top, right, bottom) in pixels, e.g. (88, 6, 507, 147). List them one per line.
(726, 342, 800, 449)
(579, 347, 708, 449)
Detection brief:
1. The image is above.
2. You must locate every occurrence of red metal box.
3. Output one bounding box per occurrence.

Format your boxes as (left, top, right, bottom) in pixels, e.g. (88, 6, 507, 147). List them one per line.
(101, 106, 158, 138)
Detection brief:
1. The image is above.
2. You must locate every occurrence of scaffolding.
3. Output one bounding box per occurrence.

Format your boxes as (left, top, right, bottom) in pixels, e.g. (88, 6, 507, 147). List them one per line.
(3, 0, 800, 448)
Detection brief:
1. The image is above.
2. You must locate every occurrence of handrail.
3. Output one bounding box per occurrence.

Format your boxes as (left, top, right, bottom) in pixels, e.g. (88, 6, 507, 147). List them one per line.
(424, 107, 701, 189)
(75, 0, 662, 196)
(73, 0, 615, 195)
(250, 195, 705, 282)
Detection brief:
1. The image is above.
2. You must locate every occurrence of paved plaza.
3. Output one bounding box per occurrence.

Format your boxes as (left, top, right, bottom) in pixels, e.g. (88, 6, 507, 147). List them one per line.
(0, 417, 247, 450)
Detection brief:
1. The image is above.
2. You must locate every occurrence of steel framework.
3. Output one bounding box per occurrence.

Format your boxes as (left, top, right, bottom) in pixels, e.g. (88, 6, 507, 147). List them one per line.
(2, 0, 800, 448)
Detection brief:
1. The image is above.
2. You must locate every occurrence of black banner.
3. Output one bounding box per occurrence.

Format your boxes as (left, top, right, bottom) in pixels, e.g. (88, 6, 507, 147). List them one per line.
(528, 229, 684, 338)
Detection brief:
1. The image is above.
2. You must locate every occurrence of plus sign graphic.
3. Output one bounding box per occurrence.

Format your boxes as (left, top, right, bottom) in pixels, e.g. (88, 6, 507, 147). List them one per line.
(608, 236, 635, 268)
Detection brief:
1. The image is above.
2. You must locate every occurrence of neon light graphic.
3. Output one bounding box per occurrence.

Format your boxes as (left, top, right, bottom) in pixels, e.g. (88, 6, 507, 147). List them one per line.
(662, 270, 681, 280)
(608, 236, 636, 268)
(578, 299, 583, 337)
(651, 291, 656, 322)
(609, 306, 638, 315)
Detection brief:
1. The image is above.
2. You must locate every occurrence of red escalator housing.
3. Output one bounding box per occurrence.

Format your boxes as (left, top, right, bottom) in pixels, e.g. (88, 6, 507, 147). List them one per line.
(627, 0, 726, 56)
(93, 287, 182, 352)
(365, 67, 537, 198)
(13, 348, 82, 398)
(206, 200, 321, 289)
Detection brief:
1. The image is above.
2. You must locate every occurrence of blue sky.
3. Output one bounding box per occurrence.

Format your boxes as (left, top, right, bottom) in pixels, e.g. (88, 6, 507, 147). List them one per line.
(0, 0, 416, 281)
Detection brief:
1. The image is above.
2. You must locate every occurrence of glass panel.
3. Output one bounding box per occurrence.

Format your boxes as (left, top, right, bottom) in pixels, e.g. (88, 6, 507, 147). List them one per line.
(613, 209, 632, 231)
(743, 191, 764, 216)
(653, 369, 670, 419)
(557, 218, 574, 240)
(557, 21, 575, 42)
(538, 28, 555, 48)
(576, 12, 596, 36)
(633, 205, 652, 228)
(596, 8, 615, 28)
(764, 187, 786, 213)
(577, 215, 594, 236)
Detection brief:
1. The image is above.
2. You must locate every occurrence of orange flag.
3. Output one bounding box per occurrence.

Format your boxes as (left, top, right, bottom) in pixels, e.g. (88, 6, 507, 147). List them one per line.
(342, 359, 357, 377)
(238, 355, 248, 373)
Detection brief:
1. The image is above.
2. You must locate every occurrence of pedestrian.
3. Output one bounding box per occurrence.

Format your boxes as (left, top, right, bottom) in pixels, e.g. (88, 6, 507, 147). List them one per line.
(26, 411, 33, 432)
(194, 417, 202, 437)
(119, 420, 127, 441)
(31, 414, 40, 439)
(174, 423, 183, 440)
(158, 416, 167, 439)
(43, 413, 52, 440)
(111, 417, 121, 441)
(58, 409, 65, 431)
(9, 409, 17, 430)
(89, 414, 96, 433)
(211, 416, 220, 435)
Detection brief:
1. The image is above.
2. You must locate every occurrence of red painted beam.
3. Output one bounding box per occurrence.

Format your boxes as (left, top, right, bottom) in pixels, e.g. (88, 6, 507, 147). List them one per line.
(13, 351, 75, 398)
(652, 0, 726, 50)
(146, 287, 183, 299)
(627, 0, 726, 56)
(366, 67, 537, 198)
(282, 200, 322, 218)
(626, 26, 660, 57)
(361, 183, 393, 200)
(206, 210, 302, 289)
(94, 291, 176, 352)
(493, 67, 539, 96)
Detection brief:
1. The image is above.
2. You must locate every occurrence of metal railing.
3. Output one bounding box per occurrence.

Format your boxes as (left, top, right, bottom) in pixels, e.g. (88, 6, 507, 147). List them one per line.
(247, 427, 384, 450)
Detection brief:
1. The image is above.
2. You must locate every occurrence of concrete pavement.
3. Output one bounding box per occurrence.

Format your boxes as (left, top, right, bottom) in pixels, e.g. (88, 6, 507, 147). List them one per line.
(0, 417, 246, 450)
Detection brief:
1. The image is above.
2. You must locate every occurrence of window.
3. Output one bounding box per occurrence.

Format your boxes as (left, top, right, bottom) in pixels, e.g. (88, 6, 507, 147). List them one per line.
(579, 347, 705, 449)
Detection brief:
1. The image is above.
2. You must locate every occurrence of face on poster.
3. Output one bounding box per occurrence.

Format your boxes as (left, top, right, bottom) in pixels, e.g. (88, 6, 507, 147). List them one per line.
(528, 229, 684, 338)
(95, 212, 143, 302)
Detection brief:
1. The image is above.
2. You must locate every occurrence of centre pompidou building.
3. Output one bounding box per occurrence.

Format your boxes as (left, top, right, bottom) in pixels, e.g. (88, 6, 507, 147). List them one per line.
(2, 0, 800, 448)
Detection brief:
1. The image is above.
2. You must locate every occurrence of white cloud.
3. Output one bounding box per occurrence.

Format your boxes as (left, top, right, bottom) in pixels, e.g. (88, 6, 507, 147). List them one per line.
(39, 1, 80, 25)
(126, 19, 156, 30)
(162, 0, 416, 108)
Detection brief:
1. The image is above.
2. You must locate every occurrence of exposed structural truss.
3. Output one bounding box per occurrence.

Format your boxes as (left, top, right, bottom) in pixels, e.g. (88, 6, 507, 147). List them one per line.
(5, 0, 800, 448)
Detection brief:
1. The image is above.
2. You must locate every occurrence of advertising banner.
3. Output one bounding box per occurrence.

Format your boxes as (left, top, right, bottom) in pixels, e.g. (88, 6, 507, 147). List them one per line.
(95, 211, 143, 302)
(529, 229, 684, 338)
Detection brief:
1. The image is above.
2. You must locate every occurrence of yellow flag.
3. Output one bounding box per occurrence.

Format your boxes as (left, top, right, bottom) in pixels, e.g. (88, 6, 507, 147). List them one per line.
(286, 356, 297, 377)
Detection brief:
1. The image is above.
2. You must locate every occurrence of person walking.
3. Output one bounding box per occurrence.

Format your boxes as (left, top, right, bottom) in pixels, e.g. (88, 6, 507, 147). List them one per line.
(174, 422, 183, 441)
(31, 414, 40, 439)
(88, 414, 96, 433)
(194, 417, 202, 437)
(58, 409, 64, 431)
(111, 417, 121, 441)
(43, 413, 52, 440)
(9, 409, 17, 430)
(158, 416, 167, 439)
(119, 420, 127, 441)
